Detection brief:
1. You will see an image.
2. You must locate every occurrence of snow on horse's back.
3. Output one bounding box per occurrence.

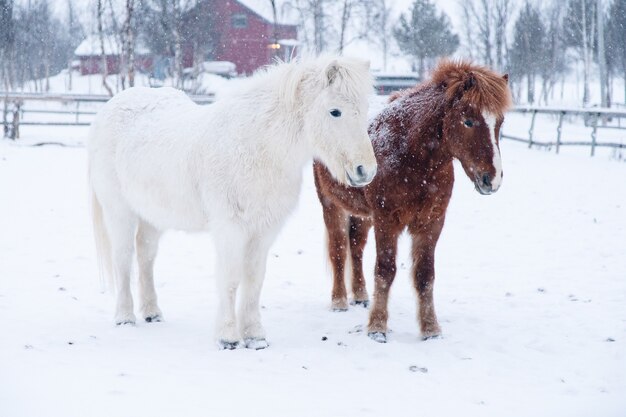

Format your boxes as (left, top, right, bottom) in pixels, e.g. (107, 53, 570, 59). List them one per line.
(87, 55, 377, 349)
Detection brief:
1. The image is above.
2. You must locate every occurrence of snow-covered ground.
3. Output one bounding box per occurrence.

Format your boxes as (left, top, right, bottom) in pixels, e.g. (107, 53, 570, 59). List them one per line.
(1, 104, 625, 416)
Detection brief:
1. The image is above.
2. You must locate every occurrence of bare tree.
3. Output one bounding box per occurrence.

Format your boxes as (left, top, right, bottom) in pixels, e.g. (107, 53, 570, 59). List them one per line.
(368, 0, 392, 70)
(538, 3, 568, 105)
(121, 0, 136, 88)
(97, 0, 114, 96)
(459, 0, 515, 71)
(564, 0, 596, 106)
(468, 0, 493, 66)
(597, 0, 607, 108)
(288, 0, 331, 53)
(172, 0, 183, 88)
(0, 0, 15, 91)
(493, 0, 512, 72)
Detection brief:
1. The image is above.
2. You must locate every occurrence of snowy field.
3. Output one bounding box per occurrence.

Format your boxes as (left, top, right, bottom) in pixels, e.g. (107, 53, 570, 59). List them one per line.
(1, 111, 625, 417)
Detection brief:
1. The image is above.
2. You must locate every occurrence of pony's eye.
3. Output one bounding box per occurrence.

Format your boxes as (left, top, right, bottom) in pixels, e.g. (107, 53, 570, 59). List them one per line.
(330, 109, 342, 118)
(463, 119, 474, 128)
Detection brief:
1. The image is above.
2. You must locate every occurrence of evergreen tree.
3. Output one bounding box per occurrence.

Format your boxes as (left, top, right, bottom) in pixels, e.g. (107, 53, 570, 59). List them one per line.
(393, 0, 458, 77)
(509, 1, 545, 104)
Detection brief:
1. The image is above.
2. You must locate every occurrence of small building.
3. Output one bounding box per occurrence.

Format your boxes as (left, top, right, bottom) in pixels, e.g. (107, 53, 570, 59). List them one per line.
(74, 35, 152, 76)
(183, 0, 298, 75)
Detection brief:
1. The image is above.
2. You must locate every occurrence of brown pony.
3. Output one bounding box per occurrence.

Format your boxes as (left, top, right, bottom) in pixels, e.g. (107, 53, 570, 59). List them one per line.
(313, 60, 512, 343)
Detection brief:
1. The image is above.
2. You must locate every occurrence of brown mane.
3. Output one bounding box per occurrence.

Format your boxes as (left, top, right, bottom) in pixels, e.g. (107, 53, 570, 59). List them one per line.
(432, 59, 512, 117)
(389, 60, 512, 117)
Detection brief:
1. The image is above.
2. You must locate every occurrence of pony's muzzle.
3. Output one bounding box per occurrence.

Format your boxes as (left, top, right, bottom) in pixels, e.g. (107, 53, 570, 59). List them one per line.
(475, 172, 499, 195)
(346, 164, 377, 187)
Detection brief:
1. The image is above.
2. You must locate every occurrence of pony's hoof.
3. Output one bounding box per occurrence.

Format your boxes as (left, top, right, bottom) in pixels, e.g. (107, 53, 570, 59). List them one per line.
(244, 338, 269, 350)
(331, 299, 349, 312)
(351, 299, 370, 308)
(218, 340, 240, 350)
(421, 325, 442, 340)
(115, 312, 136, 326)
(145, 314, 163, 323)
(368, 331, 387, 343)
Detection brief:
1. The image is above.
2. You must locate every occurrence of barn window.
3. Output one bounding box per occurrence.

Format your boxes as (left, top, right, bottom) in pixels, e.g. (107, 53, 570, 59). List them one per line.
(232, 13, 248, 29)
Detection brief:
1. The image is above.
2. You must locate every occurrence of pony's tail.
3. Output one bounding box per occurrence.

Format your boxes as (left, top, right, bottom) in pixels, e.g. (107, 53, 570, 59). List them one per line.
(91, 190, 113, 293)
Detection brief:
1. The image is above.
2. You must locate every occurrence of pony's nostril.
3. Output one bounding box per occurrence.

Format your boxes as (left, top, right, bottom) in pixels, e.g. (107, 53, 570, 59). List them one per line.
(481, 173, 491, 187)
(356, 165, 366, 179)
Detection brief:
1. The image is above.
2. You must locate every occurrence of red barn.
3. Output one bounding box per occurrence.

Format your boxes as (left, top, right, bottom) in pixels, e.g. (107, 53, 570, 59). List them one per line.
(74, 35, 152, 76)
(184, 0, 298, 75)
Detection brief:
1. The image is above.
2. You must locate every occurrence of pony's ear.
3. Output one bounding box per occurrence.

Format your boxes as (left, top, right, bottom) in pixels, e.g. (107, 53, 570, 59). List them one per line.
(464, 72, 476, 91)
(325, 60, 341, 86)
(503, 73, 509, 83)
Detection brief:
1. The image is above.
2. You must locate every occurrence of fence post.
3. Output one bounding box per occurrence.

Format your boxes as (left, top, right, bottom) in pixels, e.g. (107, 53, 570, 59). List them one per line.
(2, 96, 8, 138)
(556, 111, 564, 154)
(590, 113, 598, 157)
(528, 109, 537, 148)
(10, 100, 22, 140)
(75, 101, 80, 124)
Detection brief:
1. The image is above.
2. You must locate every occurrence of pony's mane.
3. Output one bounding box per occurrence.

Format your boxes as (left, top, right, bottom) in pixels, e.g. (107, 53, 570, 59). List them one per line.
(248, 54, 373, 110)
(432, 59, 512, 117)
(390, 60, 512, 118)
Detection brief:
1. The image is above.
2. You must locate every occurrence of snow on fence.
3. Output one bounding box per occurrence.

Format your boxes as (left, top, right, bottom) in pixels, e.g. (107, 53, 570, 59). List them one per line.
(1, 92, 215, 140)
(502, 106, 626, 156)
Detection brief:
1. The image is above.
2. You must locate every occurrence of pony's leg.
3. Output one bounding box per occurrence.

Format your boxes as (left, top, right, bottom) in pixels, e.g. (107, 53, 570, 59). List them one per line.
(409, 218, 445, 339)
(104, 205, 138, 325)
(214, 223, 246, 349)
(238, 234, 274, 350)
(136, 220, 163, 322)
(368, 220, 402, 343)
(348, 216, 372, 307)
(321, 201, 349, 311)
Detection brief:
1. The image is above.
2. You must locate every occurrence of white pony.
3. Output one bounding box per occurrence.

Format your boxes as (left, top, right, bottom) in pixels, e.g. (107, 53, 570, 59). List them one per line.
(88, 55, 377, 349)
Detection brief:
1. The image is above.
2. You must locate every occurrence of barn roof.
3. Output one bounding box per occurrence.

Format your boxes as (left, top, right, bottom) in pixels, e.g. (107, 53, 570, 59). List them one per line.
(74, 35, 151, 57)
(237, 0, 298, 25)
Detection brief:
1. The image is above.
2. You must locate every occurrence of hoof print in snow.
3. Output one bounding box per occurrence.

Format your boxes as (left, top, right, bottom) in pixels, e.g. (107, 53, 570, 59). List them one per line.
(606, 337, 615, 342)
(408, 365, 428, 373)
(116, 320, 135, 326)
(58, 287, 66, 291)
(144, 315, 162, 323)
(537, 288, 546, 293)
(321, 336, 328, 341)
(348, 325, 364, 334)
(368, 331, 387, 343)
(350, 299, 370, 308)
(218, 340, 240, 350)
(244, 338, 269, 350)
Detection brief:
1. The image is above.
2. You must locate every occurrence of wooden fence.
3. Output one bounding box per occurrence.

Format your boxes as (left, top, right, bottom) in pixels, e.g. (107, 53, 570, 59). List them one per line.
(1, 92, 214, 139)
(502, 106, 626, 156)
(3, 93, 626, 156)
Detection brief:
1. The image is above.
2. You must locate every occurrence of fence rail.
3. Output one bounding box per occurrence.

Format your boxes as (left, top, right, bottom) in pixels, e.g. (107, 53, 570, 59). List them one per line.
(1, 91, 215, 139)
(502, 106, 626, 156)
(3, 93, 626, 156)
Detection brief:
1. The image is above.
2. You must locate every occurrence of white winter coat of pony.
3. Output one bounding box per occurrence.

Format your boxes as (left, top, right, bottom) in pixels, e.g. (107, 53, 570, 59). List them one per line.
(88, 55, 377, 349)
